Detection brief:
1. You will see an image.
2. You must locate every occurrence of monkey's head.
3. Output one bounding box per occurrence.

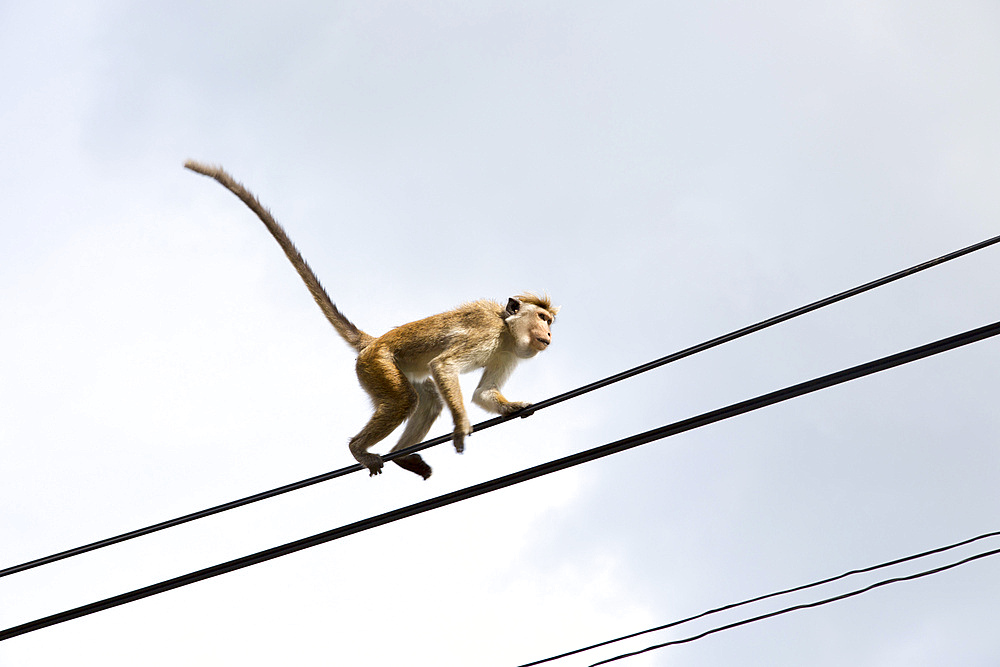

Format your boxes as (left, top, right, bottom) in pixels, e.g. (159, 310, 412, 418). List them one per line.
(505, 294, 559, 359)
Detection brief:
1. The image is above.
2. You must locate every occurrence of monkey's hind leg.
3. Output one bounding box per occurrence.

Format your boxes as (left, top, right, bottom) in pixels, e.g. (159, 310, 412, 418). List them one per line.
(350, 348, 416, 477)
(388, 379, 442, 480)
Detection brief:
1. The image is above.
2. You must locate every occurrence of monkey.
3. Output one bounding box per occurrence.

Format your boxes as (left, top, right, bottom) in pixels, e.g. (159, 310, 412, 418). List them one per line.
(184, 161, 558, 479)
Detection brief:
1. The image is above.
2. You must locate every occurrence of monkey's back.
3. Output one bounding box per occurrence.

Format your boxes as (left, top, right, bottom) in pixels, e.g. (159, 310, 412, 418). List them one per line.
(374, 299, 510, 377)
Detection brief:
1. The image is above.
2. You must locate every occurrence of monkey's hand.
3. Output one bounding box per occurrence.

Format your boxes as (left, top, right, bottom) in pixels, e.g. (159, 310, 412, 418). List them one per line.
(499, 400, 532, 416)
(453, 419, 473, 454)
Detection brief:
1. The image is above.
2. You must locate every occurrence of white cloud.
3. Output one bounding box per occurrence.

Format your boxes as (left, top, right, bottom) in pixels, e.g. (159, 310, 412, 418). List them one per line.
(4, 1, 1000, 665)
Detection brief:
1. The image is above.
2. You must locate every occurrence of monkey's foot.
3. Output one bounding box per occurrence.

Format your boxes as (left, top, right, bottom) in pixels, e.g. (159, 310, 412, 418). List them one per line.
(393, 453, 433, 480)
(355, 452, 384, 477)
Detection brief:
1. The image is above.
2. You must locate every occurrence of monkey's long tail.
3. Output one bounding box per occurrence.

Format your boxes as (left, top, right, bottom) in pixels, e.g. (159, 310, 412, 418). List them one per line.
(184, 160, 375, 352)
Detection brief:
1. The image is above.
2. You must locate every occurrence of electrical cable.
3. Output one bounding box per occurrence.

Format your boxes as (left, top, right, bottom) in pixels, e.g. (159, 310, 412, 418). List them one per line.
(3, 233, 999, 580)
(2, 319, 999, 641)
(520, 529, 1000, 665)
(587, 544, 1000, 665)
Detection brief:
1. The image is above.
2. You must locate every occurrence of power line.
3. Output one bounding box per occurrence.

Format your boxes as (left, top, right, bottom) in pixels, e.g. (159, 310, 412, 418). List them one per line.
(521, 529, 1000, 665)
(3, 319, 999, 641)
(3, 233, 999, 580)
(523, 231, 1000, 416)
(588, 544, 1000, 666)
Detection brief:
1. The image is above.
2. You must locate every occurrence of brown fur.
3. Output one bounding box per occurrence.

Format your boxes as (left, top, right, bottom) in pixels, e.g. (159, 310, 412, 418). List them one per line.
(186, 161, 558, 479)
(517, 293, 559, 317)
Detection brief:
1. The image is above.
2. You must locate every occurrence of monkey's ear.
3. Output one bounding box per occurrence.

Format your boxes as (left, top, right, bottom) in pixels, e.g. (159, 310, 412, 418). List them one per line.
(505, 298, 522, 317)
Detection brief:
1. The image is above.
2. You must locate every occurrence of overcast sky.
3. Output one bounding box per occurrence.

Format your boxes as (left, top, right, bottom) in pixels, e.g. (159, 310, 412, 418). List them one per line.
(3, 2, 1000, 665)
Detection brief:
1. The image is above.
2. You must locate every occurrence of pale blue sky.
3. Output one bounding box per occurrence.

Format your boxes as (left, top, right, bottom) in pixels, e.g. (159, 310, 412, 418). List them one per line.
(2, 2, 1000, 665)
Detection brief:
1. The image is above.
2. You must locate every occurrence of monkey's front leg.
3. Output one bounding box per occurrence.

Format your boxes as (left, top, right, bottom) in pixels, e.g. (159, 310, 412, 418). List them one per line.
(472, 361, 533, 417)
(474, 386, 531, 416)
(429, 361, 471, 453)
(499, 399, 532, 416)
(452, 418, 472, 453)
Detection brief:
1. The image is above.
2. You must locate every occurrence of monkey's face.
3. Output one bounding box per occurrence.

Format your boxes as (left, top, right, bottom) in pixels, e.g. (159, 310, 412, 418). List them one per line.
(510, 304, 555, 358)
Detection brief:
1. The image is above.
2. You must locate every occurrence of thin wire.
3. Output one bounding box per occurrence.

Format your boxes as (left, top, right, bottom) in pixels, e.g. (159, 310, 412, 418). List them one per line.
(3, 320, 999, 641)
(520, 529, 1000, 665)
(523, 231, 1000, 416)
(3, 233, 999, 580)
(589, 545, 1000, 665)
